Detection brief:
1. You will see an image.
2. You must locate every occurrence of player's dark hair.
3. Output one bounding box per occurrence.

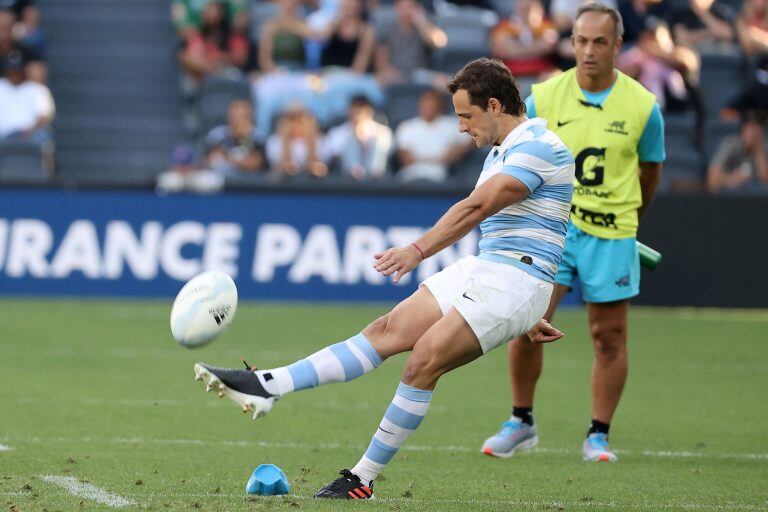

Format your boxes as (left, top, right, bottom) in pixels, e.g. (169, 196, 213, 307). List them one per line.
(575, 2, 624, 41)
(446, 58, 525, 116)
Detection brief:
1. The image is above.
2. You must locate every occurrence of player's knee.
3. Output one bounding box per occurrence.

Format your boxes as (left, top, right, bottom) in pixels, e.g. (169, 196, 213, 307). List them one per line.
(364, 315, 391, 340)
(402, 350, 442, 386)
(591, 323, 626, 360)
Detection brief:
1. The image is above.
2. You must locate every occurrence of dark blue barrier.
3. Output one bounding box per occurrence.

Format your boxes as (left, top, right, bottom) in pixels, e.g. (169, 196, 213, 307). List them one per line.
(0, 188, 582, 304)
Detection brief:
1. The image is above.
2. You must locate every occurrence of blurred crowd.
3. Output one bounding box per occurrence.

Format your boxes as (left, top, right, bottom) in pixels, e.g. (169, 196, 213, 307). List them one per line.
(0, 0, 765, 194)
(160, 0, 768, 195)
(0, 0, 55, 177)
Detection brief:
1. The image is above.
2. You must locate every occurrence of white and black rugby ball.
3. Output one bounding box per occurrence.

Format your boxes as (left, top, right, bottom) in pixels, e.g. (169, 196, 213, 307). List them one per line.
(170, 270, 238, 348)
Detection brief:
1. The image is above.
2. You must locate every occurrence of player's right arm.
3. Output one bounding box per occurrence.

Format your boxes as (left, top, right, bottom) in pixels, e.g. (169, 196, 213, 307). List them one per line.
(636, 103, 665, 220)
(373, 174, 530, 283)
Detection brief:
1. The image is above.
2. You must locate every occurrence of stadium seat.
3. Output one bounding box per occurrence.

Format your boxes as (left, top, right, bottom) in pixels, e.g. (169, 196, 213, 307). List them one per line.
(198, 75, 253, 134)
(384, 83, 433, 129)
(433, 9, 491, 73)
(0, 140, 47, 181)
(660, 150, 704, 192)
(434, 48, 491, 74)
(664, 112, 698, 150)
(662, 112, 705, 191)
(436, 21, 490, 54)
(699, 53, 745, 114)
(450, 148, 487, 186)
(434, 5, 498, 31)
(489, 0, 514, 18)
(41, 0, 184, 182)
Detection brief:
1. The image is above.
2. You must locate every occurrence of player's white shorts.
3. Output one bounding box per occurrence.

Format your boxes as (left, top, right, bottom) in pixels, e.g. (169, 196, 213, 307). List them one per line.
(421, 255, 553, 353)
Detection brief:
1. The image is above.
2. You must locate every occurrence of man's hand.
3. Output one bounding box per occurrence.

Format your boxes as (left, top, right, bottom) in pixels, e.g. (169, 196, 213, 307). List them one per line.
(527, 319, 564, 344)
(374, 245, 422, 283)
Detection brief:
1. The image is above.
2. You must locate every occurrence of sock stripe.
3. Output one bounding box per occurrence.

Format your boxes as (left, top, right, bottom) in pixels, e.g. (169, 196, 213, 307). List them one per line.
(377, 417, 409, 438)
(396, 382, 432, 402)
(384, 403, 425, 430)
(286, 359, 319, 389)
(353, 382, 432, 483)
(392, 394, 430, 416)
(364, 437, 398, 464)
(351, 333, 382, 367)
(329, 343, 364, 381)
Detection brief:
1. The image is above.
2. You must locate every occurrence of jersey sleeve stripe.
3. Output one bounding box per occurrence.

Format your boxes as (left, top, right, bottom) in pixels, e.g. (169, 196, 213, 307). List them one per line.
(501, 166, 544, 193)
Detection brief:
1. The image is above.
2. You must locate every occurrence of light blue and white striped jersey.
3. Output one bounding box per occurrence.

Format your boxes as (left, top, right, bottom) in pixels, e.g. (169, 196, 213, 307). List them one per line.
(476, 118, 575, 282)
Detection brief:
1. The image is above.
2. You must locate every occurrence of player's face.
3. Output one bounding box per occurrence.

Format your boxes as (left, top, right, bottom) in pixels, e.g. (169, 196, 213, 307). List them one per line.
(572, 12, 621, 80)
(452, 89, 495, 147)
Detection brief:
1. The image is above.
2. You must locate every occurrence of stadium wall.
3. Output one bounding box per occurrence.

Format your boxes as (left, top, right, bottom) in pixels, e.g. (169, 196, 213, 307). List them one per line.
(0, 188, 763, 308)
(0, 187, 570, 303)
(636, 194, 768, 308)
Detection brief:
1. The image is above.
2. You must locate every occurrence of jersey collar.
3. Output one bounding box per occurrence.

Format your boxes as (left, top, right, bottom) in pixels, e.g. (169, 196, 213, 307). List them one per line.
(492, 117, 547, 156)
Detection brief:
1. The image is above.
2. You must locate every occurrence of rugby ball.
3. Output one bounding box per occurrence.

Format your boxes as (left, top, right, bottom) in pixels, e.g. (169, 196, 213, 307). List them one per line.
(170, 270, 238, 348)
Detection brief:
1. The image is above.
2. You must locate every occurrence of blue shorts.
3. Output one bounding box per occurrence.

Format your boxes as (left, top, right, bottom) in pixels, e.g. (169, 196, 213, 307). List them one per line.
(555, 222, 640, 303)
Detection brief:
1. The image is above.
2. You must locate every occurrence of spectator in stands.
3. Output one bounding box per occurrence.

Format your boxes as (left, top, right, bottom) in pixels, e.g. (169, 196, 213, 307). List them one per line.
(707, 111, 768, 193)
(172, 0, 247, 39)
(259, 0, 312, 73)
(737, 0, 768, 56)
(319, 0, 375, 73)
(325, 95, 392, 180)
(618, 15, 700, 111)
(255, 0, 385, 140)
(0, 50, 54, 146)
(0, 8, 44, 82)
(156, 144, 224, 194)
(266, 104, 329, 178)
(394, 88, 472, 182)
(231, 8, 258, 74)
(375, 0, 447, 86)
(489, 0, 558, 78)
(669, 0, 736, 53)
(9, 0, 44, 56)
(206, 99, 266, 176)
(178, 1, 251, 82)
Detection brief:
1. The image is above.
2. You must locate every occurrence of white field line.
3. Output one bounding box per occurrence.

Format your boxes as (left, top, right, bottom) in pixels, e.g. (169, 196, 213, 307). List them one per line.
(41, 475, 135, 508)
(0, 443, 11, 451)
(4, 435, 765, 461)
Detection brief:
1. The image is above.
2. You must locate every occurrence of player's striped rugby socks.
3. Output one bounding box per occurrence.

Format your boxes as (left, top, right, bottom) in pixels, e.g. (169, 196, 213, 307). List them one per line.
(351, 382, 433, 484)
(255, 333, 382, 396)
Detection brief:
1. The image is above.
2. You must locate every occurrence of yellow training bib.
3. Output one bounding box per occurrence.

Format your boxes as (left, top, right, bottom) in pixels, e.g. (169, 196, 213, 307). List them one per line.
(532, 68, 655, 239)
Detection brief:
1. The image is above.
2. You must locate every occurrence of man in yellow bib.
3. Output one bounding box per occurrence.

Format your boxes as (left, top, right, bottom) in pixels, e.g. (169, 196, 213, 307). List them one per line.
(481, 3, 665, 462)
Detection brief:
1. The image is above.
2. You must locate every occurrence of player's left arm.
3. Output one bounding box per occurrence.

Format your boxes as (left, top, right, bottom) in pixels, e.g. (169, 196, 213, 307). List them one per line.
(637, 103, 665, 220)
(374, 174, 530, 282)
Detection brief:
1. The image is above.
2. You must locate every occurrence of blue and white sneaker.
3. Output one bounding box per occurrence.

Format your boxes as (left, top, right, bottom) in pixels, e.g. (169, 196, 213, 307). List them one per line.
(481, 417, 538, 458)
(582, 433, 618, 462)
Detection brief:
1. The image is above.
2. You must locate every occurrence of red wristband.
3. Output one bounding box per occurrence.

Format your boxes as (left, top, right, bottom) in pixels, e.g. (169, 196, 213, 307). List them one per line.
(411, 242, 425, 261)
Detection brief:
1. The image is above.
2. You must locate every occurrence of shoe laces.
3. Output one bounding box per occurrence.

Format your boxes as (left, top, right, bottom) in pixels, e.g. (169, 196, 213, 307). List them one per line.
(587, 432, 610, 450)
(339, 469, 359, 481)
(240, 356, 258, 371)
(323, 469, 362, 492)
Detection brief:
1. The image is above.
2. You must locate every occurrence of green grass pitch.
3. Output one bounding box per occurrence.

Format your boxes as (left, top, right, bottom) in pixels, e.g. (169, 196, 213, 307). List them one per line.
(0, 299, 766, 511)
